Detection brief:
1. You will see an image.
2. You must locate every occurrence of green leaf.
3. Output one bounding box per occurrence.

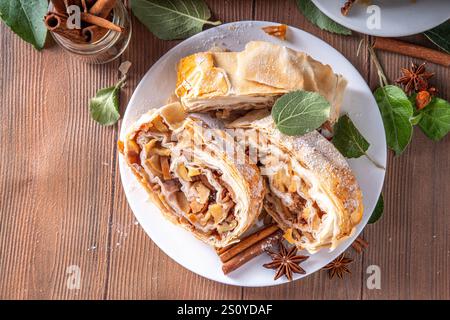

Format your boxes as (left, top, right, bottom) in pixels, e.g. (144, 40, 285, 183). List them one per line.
(424, 22, 450, 54)
(374, 85, 414, 155)
(89, 82, 122, 126)
(332, 115, 385, 169)
(368, 193, 384, 224)
(0, 0, 48, 50)
(272, 91, 330, 136)
(410, 113, 423, 126)
(417, 97, 450, 141)
(130, 0, 221, 40)
(332, 115, 369, 158)
(296, 0, 351, 35)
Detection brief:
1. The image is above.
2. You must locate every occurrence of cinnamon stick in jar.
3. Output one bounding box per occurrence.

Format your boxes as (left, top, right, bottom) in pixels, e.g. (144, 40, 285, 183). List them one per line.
(373, 37, 450, 67)
(66, 0, 82, 6)
(82, 25, 109, 43)
(50, 0, 67, 14)
(90, 0, 117, 18)
(44, 13, 87, 44)
(80, 12, 123, 33)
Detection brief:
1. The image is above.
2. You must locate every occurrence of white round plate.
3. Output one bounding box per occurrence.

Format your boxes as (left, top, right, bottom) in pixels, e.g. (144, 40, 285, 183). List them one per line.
(312, 0, 450, 37)
(119, 21, 387, 287)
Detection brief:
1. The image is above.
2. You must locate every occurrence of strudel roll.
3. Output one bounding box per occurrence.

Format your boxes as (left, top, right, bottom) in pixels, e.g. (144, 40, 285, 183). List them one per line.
(175, 41, 347, 123)
(119, 103, 265, 247)
(228, 112, 363, 253)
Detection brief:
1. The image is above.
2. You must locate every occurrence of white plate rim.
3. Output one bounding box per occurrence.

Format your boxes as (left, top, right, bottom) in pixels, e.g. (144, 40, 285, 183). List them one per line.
(118, 21, 387, 287)
(311, 0, 450, 37)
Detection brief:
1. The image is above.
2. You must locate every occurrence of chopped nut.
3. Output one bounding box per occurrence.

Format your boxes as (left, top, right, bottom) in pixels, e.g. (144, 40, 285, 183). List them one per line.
(127, 139, 140, 154)
(288, 179, 297, 193)
(283, 228, 295, 244)
(188, 166, 201, 177)
(195, 182, 211, 204)
(146, 155, 163, 175)
(152, 116, 169, 132)
(177, 164, 192, 182)
(188, 214, 198, 223)
(145, 139, 171, 156)
(208, 203, 224, 225)
(160, 156, 171, 180)
(217, 220, 238, 233)
(144, 139, 157, 154)
(176, 192, 190, 213)
(190, 200, 206, 213)
(273, 169, 293, 193)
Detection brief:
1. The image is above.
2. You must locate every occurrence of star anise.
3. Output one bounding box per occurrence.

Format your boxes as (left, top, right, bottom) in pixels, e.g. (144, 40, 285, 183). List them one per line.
(263, 241, 309, 281)
(396, 62, 434, 94)
(322, 254, 353, 279)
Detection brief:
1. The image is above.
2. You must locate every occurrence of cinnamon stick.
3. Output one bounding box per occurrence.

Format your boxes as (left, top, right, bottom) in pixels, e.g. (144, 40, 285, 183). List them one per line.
(50, 0, 67, 14)
(81, 0, 88, 12)
(219, 224, 280, 263)
(66, 0, 82, 6)
(222, 230, 282, 275)
(44, 13, 87, 44)
(351, 236, 368, 254)
(82, 25, 108, 43)
(373, 37, 450, 67)
(90, 0, 117, 18)
(80, 12, 123, 33)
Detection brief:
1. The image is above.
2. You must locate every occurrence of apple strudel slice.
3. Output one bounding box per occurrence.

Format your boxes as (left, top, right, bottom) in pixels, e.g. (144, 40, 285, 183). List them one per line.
(175, 41, 347, 124)
(119, 102, 265, 248)
(228, 112, 363, 253)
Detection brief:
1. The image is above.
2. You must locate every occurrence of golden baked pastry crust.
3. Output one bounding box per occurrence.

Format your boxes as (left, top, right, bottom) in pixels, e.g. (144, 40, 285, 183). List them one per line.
(120, 102, 265, 248)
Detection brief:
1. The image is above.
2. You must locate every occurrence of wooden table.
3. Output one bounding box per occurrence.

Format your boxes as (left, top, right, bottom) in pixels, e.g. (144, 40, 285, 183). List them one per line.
(1, 0, 449, 300)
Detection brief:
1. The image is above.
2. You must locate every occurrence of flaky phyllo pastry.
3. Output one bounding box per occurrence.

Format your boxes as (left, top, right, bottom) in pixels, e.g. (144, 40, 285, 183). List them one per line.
(175, 41, 347, 123)
(229, 112, 363, 253)
(119, 102, 264, 247)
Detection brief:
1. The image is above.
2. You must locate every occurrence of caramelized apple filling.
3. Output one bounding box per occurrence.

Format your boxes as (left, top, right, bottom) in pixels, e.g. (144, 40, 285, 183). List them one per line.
(127, 115, 239, 239)
(266, 163, 327, 242)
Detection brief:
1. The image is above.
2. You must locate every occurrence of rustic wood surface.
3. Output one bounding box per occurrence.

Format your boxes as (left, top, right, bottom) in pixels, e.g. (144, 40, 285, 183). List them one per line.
(0, 0, 449, 300)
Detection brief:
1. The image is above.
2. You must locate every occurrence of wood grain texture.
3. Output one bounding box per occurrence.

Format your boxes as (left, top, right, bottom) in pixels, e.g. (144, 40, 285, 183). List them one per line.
(0, 28, 118, 299)
(363, 34, 450, 300)
(0, 0, 449, 300)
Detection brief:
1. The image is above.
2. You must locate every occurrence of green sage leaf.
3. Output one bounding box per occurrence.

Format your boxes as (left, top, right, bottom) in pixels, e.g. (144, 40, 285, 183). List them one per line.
(296, 0, 351, 35)
(0, 0, 48, 50)
(368, 193, 384, 224)
(424, 22, 450, 54)
(89, 82, 122, 126)
(374, 85, 414, 155)
(272, 91, 331, 136)
(332, 115, 384, 169)
(131, 0, 221, 40)
(332, 115, 369, 158)
(418, 97, 450, 141)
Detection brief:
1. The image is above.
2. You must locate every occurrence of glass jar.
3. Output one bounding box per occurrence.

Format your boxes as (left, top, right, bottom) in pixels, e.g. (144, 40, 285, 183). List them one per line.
(50, 1, 132, 64)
